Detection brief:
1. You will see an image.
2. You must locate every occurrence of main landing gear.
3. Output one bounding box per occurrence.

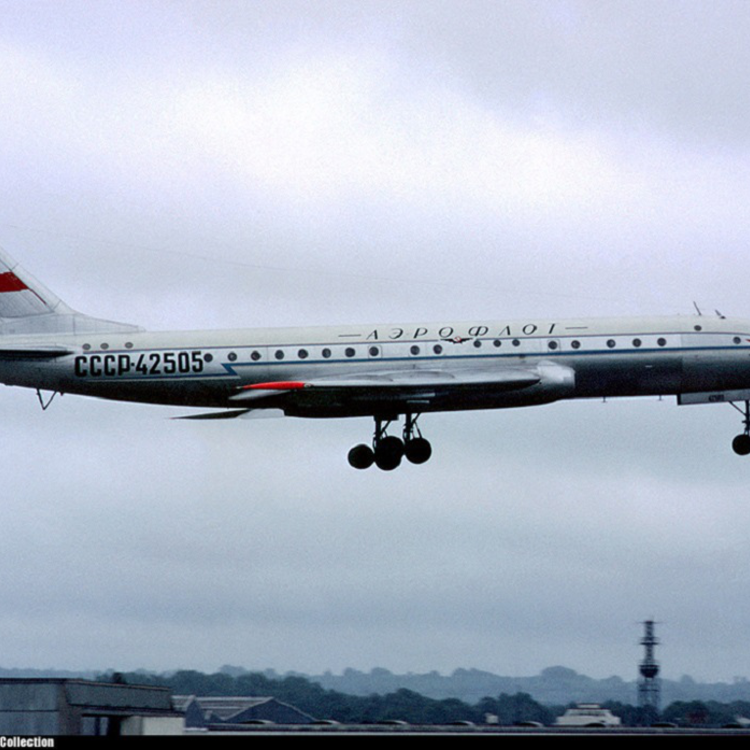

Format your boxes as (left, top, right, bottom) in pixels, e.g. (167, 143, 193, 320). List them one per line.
(348, 414, 432, 470)
(732, 400, 750, 456)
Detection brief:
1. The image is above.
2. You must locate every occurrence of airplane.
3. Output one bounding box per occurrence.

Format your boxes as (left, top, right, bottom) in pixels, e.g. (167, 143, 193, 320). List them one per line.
(2, 247, 750, 470)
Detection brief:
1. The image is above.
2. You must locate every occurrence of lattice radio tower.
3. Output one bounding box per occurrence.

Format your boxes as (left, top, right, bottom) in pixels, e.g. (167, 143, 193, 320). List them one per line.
(638, 619, 660, 717)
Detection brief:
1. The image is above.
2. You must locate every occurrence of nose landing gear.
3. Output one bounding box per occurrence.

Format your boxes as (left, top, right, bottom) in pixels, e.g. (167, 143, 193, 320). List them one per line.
(731, 400, 750, 455)
(348, 414, 433, 470)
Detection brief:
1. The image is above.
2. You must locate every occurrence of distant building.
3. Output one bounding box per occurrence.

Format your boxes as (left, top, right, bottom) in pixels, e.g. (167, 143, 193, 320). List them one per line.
(0, 678, 181, 735)
(555, 703, 621, 728)
(173, 695, 316, 728)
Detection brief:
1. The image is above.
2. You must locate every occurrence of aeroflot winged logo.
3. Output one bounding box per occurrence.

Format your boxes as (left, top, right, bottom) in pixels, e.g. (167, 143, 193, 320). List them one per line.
(1, 247, 750, 470)
(363, 323, 560, 340)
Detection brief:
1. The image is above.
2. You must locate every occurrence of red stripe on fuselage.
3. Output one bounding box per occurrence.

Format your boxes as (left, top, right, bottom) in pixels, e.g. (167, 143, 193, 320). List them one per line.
(0, 272, 28, 293)
(242, 381, 307, 390)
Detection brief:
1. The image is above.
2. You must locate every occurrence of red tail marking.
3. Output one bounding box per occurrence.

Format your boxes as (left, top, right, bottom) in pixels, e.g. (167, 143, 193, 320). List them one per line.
(0, 272, 28, 293)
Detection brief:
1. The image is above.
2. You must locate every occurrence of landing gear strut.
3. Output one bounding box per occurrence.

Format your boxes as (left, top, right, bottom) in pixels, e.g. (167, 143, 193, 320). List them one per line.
(348, 414, 433, 470)
(731, 400, 750, 456)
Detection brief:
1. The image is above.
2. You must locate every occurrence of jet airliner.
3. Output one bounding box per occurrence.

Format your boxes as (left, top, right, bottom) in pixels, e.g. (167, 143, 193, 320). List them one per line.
(1, 248, 750, 470)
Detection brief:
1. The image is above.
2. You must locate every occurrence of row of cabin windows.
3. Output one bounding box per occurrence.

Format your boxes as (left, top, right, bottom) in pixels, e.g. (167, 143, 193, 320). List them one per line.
(217, 335, 739, 360)
(78, 321, 709, 351)
(262, 337, 677, 359)
(80, 335, 745, 358)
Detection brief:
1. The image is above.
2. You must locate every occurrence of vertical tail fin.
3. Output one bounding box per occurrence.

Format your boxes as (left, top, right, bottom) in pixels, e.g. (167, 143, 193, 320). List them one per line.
(0, 248, 74, 319)
(0, 248, 141, 336)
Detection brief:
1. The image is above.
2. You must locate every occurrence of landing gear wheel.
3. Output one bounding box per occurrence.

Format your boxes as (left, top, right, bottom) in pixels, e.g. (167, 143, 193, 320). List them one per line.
(405, 437, 432, 465)
(730, 400, 750, 456)
(347, 414, 432, 470)
(733, 434, 750, 456)
(348, 443, 375, 469)
(374, 436, 404, 471)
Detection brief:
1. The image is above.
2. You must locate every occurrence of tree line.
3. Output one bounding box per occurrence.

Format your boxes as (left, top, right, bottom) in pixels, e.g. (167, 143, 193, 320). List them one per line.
(101, 669, 750, 727)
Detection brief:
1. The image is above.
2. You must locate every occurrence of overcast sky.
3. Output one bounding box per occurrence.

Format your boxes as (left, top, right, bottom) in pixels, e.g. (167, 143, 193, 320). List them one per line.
(2, 0, 750, 687)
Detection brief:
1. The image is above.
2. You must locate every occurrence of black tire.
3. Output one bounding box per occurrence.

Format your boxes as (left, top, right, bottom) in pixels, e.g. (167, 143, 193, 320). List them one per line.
(348, 444, 375, 469)
(375, 436, 404, 471)
(405, 437, 432, 464)
(733, 434, 750, 456)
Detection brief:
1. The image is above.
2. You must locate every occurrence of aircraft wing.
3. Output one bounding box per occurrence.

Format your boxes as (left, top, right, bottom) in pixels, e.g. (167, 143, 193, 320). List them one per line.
(178, 362, 574, 420)
(229, 365, 543, 402)
(0, 345, 73, 359)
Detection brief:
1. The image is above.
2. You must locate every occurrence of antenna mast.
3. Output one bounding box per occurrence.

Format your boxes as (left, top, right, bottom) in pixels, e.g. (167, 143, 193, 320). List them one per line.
(638, 619, 661, 720)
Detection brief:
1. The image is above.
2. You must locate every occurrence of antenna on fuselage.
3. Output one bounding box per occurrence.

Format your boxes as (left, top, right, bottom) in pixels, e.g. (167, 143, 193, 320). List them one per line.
(693, 301, 702, 316)
(715, 309, 726, 319)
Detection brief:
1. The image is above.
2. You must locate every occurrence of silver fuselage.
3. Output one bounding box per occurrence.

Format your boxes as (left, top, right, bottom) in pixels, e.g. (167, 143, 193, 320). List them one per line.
(1, 314, 748, 418)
